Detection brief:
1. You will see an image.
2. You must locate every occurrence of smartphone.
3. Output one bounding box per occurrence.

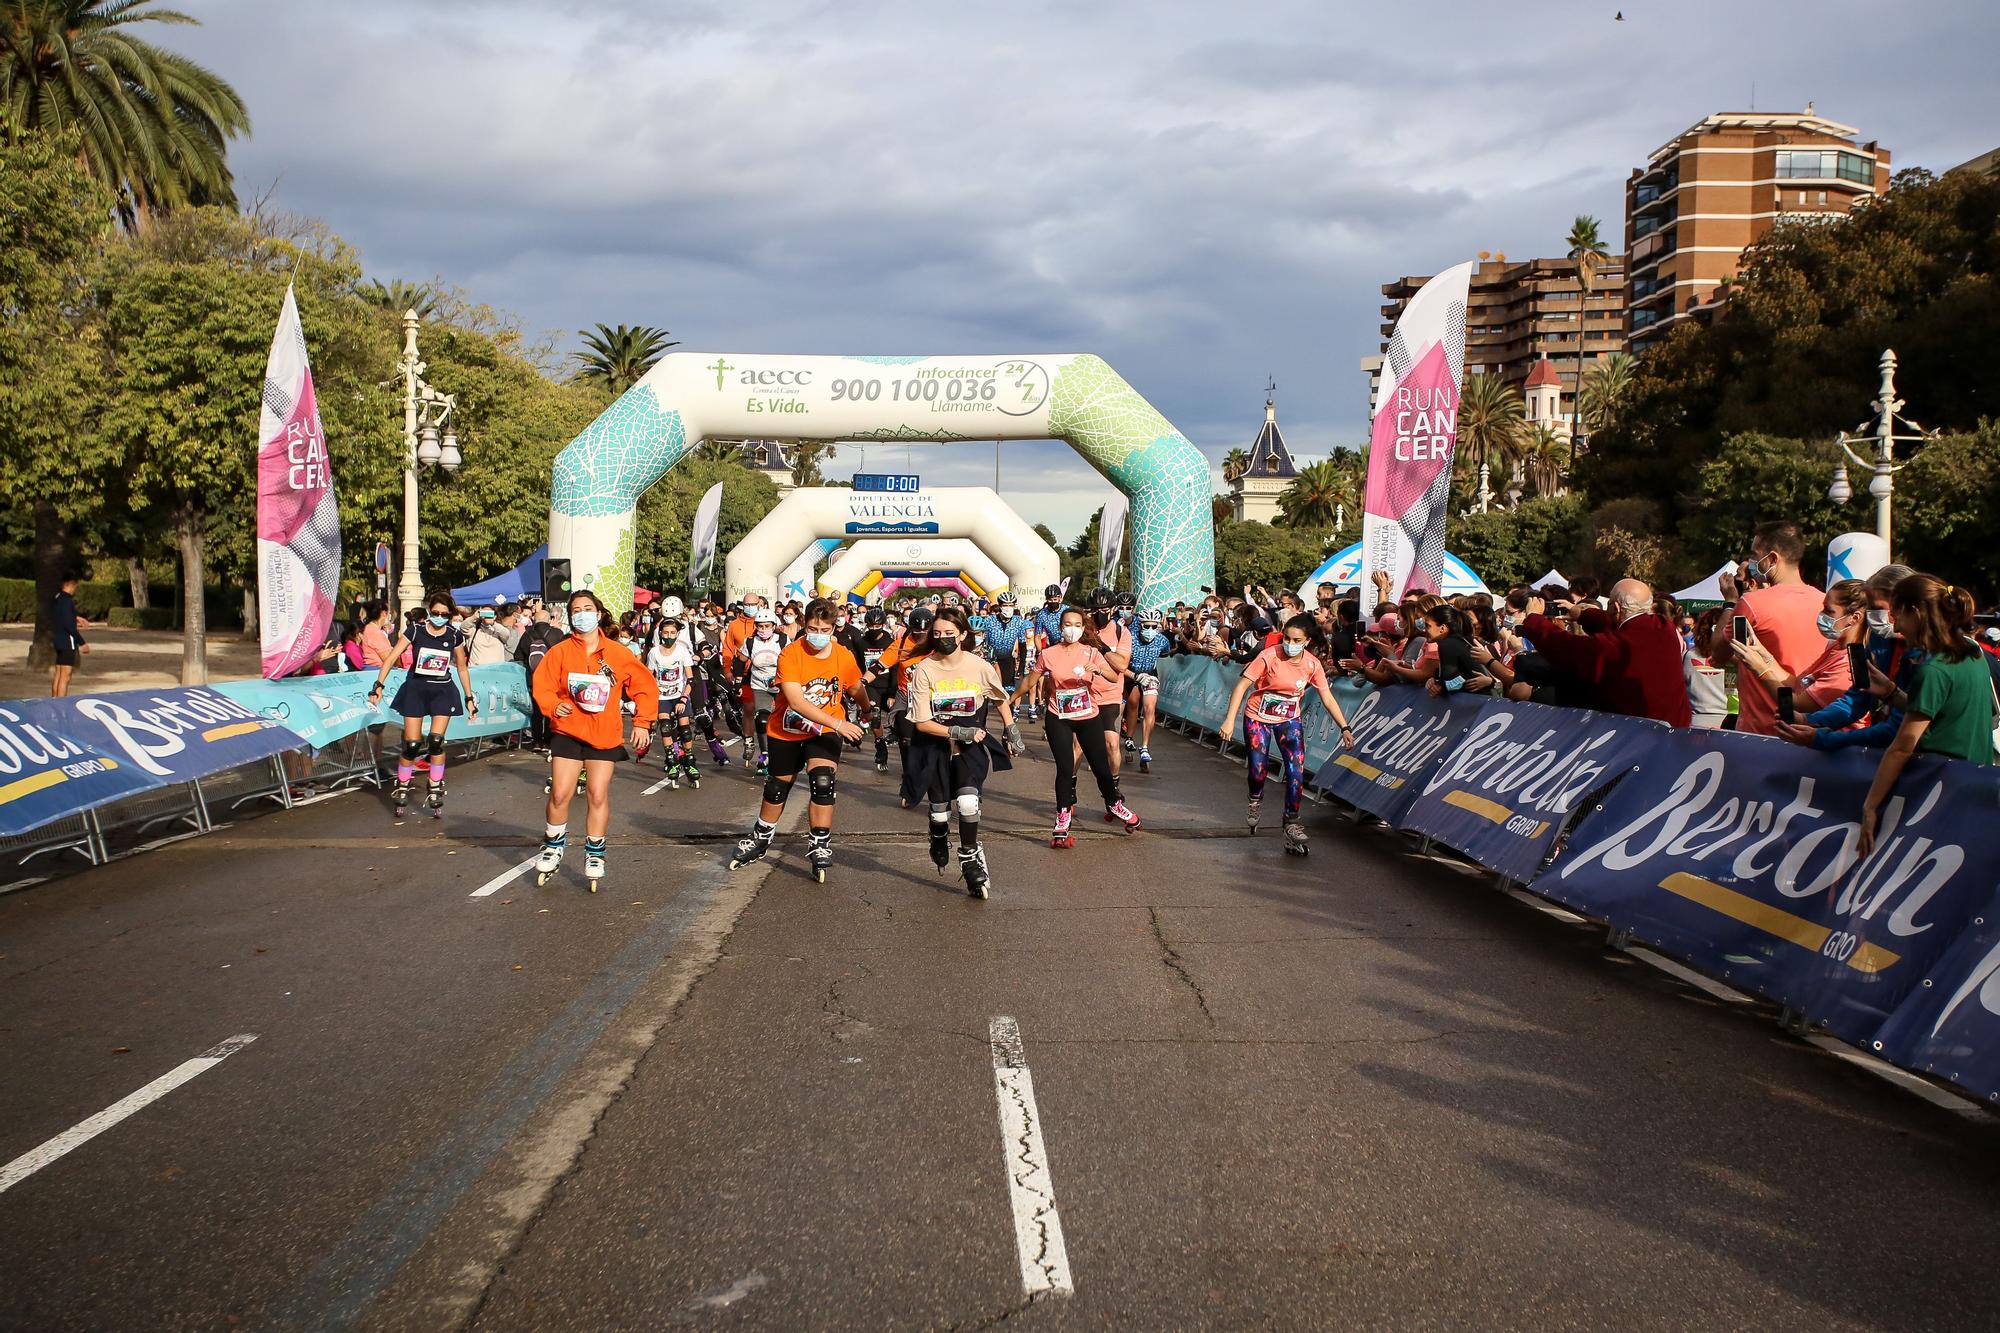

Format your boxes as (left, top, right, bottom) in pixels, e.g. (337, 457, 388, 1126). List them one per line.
(1732, 615, 1750, 645)
(1847, 642, 1868, 685)
(1777, 686, 1795, 724)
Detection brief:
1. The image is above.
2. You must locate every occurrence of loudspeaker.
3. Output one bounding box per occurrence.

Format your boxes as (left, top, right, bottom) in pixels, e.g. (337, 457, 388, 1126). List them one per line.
(540, 558, 571, 605)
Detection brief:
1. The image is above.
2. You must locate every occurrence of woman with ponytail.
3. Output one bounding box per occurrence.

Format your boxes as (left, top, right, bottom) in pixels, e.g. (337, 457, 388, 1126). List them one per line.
(1857, 575, 1995, 855)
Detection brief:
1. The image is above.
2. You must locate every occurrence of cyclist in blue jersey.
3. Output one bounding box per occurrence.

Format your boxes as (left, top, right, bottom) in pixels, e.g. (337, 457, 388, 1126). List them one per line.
(1123, 609, 1171, 773)
(982, 590, 1032, 697)
(1024, 583, 1066, 721)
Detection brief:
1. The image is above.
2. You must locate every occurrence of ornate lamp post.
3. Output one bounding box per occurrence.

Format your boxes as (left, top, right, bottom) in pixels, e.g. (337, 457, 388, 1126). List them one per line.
(394, 310, 462, 610)
(1825, 349, 1934, 561)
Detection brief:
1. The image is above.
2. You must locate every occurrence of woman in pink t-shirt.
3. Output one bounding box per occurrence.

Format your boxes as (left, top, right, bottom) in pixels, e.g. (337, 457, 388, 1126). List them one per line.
(1010, 607, 1141, 844)
(1221, 617, 1356, 855)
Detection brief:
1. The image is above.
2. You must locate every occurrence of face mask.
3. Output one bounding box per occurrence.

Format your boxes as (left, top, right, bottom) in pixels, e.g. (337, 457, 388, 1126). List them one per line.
(835, 617, 849, 628)
(933, 635, 959, 654)
(1867, 609, 1892, 634)
(783, 615, 797, 625)
(1281, 640, 1306, 658)
(1091, 610, 1111, 627)
(1139, 627, 1158, 642)
(1745, 557, 1768, 582)
(428, 612, 449, 627)
(1817, 612, 1841, 640)
(805, 631, 832, 651)
(999, 606, 1015, 619)
(570, 610, 599, 634)
(755, 627, 775, 640)
(1202, 619, 1218, 636)
(700, 617, 717, 628)
(1061, 625, 1084, 644)
(1118, 610, 1132, 622)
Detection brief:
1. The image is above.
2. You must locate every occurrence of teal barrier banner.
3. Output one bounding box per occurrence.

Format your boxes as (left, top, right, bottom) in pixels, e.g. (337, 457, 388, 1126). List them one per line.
(1154, 654, 1371, 780)
(212, 664, 531, 749)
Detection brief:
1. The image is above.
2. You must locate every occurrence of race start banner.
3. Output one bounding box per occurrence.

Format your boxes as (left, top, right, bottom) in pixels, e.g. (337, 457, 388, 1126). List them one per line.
(1359, 260, 1472, 620)
(257, 283, 341, 679)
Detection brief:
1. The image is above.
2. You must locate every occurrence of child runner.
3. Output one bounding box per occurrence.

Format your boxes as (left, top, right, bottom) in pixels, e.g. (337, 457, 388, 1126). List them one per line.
(739, 606, 784, 774)
(729, 599, 865, 881)
(644, 612, 701, 789)
(366, 588, 481, 820)
(1123, 609, 1171, 773)
(529, 590, 659, 889)
(1219, 616, 1356, 856)
(1011, 606, 1140, 845)
(907, 606, 1024, 897)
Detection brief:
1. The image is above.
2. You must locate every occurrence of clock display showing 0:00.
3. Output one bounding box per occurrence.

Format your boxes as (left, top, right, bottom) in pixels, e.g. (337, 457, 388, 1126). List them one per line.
(828, 378, 996, 404)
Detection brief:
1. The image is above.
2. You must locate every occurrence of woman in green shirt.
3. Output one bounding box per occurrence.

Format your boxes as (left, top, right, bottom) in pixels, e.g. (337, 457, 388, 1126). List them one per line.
(1858, 574, 1995, 855)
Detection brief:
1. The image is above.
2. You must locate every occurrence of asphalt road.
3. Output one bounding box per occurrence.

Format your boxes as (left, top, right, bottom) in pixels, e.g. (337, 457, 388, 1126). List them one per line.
(2, 724, 1997, 1331)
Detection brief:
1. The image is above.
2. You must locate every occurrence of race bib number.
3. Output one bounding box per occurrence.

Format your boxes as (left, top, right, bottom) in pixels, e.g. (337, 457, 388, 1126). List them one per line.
(1259, 692, 1300, 721)
(657, 663, 686, 696)
(931, 688, 979, 720)
(1052, 686, 1094, 720)
(414, 646, 451, 678)
(568, 671, 611, 714)
(781, 709, 824, 736)
(865, 650, 883, 669)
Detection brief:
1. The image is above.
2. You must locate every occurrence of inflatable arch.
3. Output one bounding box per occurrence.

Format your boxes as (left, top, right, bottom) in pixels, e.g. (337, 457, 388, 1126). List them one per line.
(548, 354, 1213, 613)
(818, 539, 1010, 601)
(725, 485, 1060, 606)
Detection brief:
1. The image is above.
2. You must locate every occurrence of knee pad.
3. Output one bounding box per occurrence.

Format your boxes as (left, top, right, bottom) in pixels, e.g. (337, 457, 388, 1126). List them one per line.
(427, 734, 446, 759)
(762, 774, 792, 806)
(403, 739, 425, 764)
(928, 801, 951, 825)
(954, 788, 981, 821)
(808, 768, 837, 807)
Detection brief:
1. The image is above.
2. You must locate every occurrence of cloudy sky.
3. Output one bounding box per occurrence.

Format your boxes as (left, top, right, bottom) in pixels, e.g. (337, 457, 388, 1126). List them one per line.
(179, 0, 1998, 543)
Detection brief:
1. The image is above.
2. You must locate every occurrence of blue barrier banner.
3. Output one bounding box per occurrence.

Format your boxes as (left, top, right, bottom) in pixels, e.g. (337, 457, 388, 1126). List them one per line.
(212, 664, 531, 749)
(1542, 729, 2000, 1046)
(1312, 685, 1487, 823)
(1155, 655, 1233, 734)
(1872, 898, 2000, 1103)
(17, 688, 303, 787)
(0, 703, 167, 836)
(1401, 698, 1666, 882)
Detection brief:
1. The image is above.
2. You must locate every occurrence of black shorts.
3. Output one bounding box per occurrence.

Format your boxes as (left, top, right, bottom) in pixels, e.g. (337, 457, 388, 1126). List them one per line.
(54, 648, 79, 668)
(767, 731, 843, 776)
(551, 732, 627, 763)
(996, 656, 1019, 690)
(1097, 702, 1122, 732)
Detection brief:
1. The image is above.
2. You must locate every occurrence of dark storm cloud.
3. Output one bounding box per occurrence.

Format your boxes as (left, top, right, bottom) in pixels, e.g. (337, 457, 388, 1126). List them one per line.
(176, 0, 1999, 539)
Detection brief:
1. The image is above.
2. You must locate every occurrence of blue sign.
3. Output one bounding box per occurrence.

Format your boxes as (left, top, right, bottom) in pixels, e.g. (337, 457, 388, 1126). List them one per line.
(1401, 698, 1664, 883)
(374, 541, 392, 573)
(213, 663, 532, 749)
(1311, 685, 1487, 824)
(0, 702, 166, 836)
(852, 473, 921, 493)
(18, 687, 302, 789)
(1873, 896, 2000, 1102)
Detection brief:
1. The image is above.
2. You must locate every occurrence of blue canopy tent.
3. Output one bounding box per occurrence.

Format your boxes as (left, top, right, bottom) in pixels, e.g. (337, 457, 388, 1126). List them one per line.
(1301, 542, 1490, 598)
(451, 543, 546, 605)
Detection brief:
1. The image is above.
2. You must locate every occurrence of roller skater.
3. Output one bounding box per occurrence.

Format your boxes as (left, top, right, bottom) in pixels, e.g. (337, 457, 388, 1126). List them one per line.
(1219, 615, 1355, 849)
(728, 600, 864, 882)
(1084, 589, 1132, 778)
(1123, 609, 1170, 775)
(908, 607, 1022, 898)
(1011, 605, 1139, 846)
(691, 640, 733, 768)
(644, 610, 701, 793)
(869, 606, 934, 806)
(1023, 583, 1067, 723)
(860, 606, 896, 772)
(737, 608, 784, 775)
(529, 590, 658, 891)
(367, 589, 481, 824)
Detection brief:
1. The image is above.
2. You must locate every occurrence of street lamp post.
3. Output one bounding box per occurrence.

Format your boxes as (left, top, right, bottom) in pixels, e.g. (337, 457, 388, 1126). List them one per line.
(394, 309, 462, 611)
(1826, 349, 1933, 562)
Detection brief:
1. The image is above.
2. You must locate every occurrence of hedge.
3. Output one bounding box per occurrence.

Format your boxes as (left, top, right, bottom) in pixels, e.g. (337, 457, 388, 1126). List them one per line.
(107, 607, 177, 630)
(0, 577, 122, 622)
(0, 577, 241, 629)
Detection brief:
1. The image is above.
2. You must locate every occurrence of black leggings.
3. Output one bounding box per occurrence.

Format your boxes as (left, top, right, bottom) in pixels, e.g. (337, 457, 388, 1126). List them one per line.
(1045, 713, 1121, 810)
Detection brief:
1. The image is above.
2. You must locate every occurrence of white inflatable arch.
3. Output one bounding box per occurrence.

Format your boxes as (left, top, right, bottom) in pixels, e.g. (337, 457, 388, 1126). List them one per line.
(818, 539, 1008, 601)
(724, 485, 1058, 606)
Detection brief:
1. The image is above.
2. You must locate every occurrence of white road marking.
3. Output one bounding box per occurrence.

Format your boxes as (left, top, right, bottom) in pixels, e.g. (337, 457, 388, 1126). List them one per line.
(1507, 888, 1588, 925)
(1804, 1035, 1987, 1119)
(469, 855, 541, 898)
(988, 1016, 1073, 1297)
(1627, 947, 1753, 1005)
(641, 774, 676, 796)
(0, 1034, 258, 1195)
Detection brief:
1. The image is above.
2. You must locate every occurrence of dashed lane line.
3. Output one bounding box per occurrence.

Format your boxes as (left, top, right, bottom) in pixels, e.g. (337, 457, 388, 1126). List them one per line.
(469, 855, 542, 898)
(0, 1034, 259, 1196)
(989, 1016, 1073, 1298)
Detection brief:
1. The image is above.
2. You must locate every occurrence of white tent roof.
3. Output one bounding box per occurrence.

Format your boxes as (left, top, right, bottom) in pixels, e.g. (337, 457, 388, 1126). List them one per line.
(1672, 561, 1741, 604)
(1533, 568, 1568, 589)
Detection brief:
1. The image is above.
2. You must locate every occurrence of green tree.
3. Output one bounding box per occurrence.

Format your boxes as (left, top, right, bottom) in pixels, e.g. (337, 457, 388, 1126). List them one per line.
(0, 0, 250, 227)
(1892, 421, 2000, 597)
(1565, 214, 1609, 446)
(1677, 432, 1846, 583)
(1212, 518, 1326, 594)
(693, 437, 744, 464)
(1450, 494, 1589, 591)
(1457, 373, 1524, 510)
(571, 323, 677, 395)
(1277, 458, 1345, 529)
(1521, 423, 1569, 497)
(789, 439, 835, 489)
(633, 456, 780, 596)
(356, 277, 437, 320)
(1579, 351, 1634, 435)
(1222, 447, 1249, 483)
(0, 128, 117, 666)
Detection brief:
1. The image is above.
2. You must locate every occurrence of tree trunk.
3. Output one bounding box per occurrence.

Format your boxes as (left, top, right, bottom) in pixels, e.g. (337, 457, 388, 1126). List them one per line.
(242, 586, 258, 640)
(176, 504, 208, 685)
(128, 557, 150, 610)
(28, 500, 65, 668)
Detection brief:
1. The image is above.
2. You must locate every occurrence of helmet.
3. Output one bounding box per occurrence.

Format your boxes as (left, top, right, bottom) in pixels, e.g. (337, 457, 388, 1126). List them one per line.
(661, 595, 685, 618)
(1088, 587, 1114, 610)
(865, 606, 887, 626)
(753, 607, 779, 625)
(1116, 591, 1136, 610)
(942, 592, 961, 606)
(996, 590, 1019, 606)
(905, 606, 936, 632)
(1043, 584, 1063, 600)
(1139, 609, 1164, 627)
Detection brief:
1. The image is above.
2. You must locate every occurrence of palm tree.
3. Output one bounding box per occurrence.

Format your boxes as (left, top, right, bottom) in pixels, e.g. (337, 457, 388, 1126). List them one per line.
(1565, 215, 1610, 451)
(356, 278, 438, 320)
(1522, 424, 1568, 497)
(1, 0, 250, 226)
(571, 323, 678, 395)
(1278, 459, 1345, 530)
(1457, 373, 1525, 511)
(692, 438, 742, 464)
(1579, 351, 1634, 436)
(1222, 447, 1250, 483)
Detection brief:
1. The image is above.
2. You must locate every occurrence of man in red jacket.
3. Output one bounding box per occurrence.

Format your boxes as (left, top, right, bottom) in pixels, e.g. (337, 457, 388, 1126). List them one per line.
(1520, 579, 1692, 727)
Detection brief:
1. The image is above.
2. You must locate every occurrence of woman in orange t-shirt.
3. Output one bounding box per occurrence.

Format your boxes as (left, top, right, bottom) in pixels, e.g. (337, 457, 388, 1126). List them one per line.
(528, 590, 659, 891)
(1221, 616, 1355, 856)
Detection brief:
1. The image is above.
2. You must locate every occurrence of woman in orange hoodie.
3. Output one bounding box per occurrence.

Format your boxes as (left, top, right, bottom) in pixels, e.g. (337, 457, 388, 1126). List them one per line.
(530, 590, 659, 890)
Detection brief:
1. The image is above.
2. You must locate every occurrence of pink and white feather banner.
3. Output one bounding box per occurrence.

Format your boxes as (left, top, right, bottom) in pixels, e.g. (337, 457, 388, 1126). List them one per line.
(1359, 260, 1472, 620)
(256, 283, 341, 679)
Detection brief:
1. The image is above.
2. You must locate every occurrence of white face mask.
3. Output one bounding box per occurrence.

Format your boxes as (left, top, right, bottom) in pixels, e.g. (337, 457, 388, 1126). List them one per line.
(1281, 640, 1305, 658)
(1060, 625, 1084, 644)
(999, 606, 1015, 619)
(1867, 609, 1892, 634)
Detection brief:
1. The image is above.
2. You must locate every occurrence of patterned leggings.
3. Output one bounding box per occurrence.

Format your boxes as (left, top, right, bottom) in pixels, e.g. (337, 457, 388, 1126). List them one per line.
(1245, 716, 1306, 819)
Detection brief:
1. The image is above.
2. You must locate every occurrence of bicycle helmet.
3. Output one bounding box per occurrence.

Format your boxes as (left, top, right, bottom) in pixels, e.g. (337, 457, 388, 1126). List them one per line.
(865, 606, 887, 627)
(1116, 591, 1136, 610)
(996, 590, 1019, 606)
(905, 606, 936, 633)
(1088, 586, 1114, 610)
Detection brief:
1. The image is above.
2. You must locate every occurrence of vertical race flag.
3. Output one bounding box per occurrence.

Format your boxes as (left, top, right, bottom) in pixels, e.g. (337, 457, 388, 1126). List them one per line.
(1097, 493, 1128, 591)
(257, 282, 341, 679)
(688, 481, 724, 592)
(1359, 260, 1472, 620)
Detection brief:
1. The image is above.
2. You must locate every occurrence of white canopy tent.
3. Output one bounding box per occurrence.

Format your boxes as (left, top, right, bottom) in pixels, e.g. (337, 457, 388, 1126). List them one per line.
(1672, 561, 1741, 606)
(1532, 568, 1569, 590)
